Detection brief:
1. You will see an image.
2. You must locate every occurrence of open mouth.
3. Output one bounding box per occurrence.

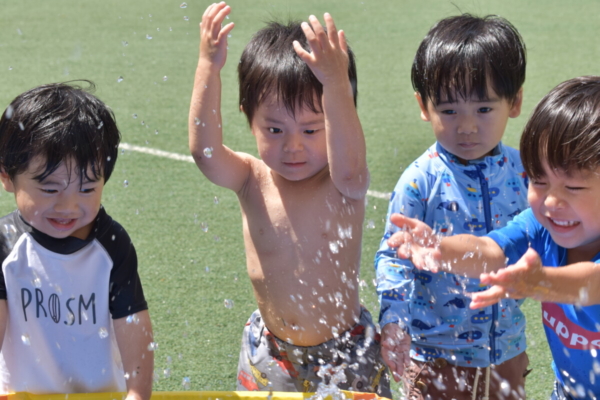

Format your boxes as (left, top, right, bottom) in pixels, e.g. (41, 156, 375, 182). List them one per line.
(548, 217, 579, 228)
(48, 218, 77, 231)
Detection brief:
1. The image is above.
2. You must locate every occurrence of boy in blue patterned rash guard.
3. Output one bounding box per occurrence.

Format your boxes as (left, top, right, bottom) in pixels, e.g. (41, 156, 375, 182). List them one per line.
(375, 14, 529, 400)
(0, 82, 153, 399)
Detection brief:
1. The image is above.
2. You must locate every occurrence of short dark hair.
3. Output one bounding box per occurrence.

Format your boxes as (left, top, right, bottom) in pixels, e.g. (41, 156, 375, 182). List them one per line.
(0, 81, 120, 183)
(412, 14, 526, 106)
(521, 76, 600, 178)
(238, 21, 357, 124)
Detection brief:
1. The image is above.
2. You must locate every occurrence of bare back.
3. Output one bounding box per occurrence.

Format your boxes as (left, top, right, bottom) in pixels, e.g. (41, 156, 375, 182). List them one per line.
(239, 157, 363, 346)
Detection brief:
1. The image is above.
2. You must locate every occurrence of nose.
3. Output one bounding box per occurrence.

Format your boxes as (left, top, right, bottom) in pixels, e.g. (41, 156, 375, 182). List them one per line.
(543, 191, 564, 210)
(54, 192, 79, 214)
(457, 114, 477, 135)
(283, 132, 304, 153)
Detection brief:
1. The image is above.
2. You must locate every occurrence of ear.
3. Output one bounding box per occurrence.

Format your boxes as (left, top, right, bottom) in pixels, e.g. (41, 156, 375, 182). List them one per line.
(0, 170, 14, 193)
(509, 87, 524, 118)
(415, 92, 431, 122)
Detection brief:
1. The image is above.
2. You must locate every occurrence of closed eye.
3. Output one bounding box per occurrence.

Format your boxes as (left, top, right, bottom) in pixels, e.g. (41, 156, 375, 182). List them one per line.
(440, 109, 456, 115)
(40, 188, 58, 194)
(566, 186, 586, 191)
(80, 188, 96, 194)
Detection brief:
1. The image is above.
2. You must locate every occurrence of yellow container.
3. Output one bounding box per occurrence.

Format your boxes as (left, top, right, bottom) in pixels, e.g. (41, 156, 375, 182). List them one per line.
(0, 391, 387, 400)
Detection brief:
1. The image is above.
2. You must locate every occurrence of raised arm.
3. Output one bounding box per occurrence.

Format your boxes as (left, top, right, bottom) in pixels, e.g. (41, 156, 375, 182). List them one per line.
(189, 2, 250, 192)
(114, 310, 154, 400)
(293, 14, 369, 199)
(388, 213, 506, 277)
(470, 248, 600, 308)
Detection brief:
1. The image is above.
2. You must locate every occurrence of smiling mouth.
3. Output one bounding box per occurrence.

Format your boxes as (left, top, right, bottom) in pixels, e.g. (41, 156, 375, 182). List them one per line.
(48, 218, 77, 230)
(549, 217, 579, 227)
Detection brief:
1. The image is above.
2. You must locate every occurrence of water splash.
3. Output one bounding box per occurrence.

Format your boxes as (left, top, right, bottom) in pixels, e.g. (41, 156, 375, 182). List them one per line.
(224, 299, 234, 309)
(309, 364, 347, 400)
(117, 76, 124, 83)
(148, 342, 159, 351)
(180, 2, 188, 8)
(203, 147, 213, 158)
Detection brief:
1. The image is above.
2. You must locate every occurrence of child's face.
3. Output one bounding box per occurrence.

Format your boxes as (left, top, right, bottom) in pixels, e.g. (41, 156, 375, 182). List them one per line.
(528, 163, 600, 260)
(416, 85, 522, 164)
(0, 156, 104, 240)
(250, 93, 328, 181)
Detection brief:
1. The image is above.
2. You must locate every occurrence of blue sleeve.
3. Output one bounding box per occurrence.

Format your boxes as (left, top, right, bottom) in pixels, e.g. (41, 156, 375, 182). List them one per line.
(487, 208, 546, 265)
(375, 164, 428, 331)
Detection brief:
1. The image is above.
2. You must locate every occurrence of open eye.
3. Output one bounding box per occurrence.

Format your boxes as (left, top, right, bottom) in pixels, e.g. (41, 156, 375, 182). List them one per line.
(440, 109, 456, 115)
(268, 127, 282, 134)
(478, 107, 492, 113)
(304, 129, 316, 134)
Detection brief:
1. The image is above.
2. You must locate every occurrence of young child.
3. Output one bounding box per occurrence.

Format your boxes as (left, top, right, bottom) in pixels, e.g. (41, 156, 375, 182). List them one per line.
(375, 14, 529, 400)
(388, 76, 600, 400)
(421, 75, 600, 400)
(189, 2, 389, 395)
(0, 82, 153, 399)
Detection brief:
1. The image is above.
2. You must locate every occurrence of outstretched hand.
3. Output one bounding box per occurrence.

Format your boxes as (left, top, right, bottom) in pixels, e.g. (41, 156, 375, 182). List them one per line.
(199, 2, 235, 69)
(381, 323, 411, 382)
(469, 248, 546, 309)
(293, 13, 350, 87)
(387, 213, 443, 272)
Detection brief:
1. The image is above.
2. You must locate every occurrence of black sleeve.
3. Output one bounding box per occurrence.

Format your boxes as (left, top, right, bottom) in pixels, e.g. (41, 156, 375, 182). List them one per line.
(96, 210, 148, 319)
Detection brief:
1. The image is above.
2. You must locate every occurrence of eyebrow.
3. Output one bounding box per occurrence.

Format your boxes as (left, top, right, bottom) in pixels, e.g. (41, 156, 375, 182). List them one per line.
(436, 97, 502, 106)
(263, 116, 324, 125)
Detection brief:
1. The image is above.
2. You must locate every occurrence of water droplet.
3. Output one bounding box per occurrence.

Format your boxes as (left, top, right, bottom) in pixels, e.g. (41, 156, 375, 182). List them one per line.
(5, 105, 13, 119)
(183, 16, 189, 21)
(366, 220, 375, 229)
(123, 180, 129, 188)
(122, 41, 128, 46)
(21, 334, 31, 346)
(124, 372, 130, 380)
(117, 76, 124, 83)
(182, 377, 191, 390)
(203, 147, 213, 158)
(155, 129, 159, 135)
(111, 235, 116, 241)
(213, 196, 219, 204)
(163, 368, 171, 378)
(98, 327, 109, 339)
(180, 2, 187, 8)
(205, 266, 210, 273)
(163, 76, 168, 82)
(146, 34, 153, 40)
(132, 114, 138, 119)
(126, 314, 140, 324)
(141, 120, 145, 126)
(194, 117, 201, 125)
(200, 222, 208, 232)
(224, 299, 234, 309)
(148, 342, 159, 351)
(31, 274, 42, 289)
(329, 241, 339, 254)
(8, 66, 13, 71)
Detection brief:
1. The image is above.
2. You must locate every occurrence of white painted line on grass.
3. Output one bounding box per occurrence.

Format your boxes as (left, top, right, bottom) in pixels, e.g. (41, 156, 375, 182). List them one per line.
(119, 143, 392, 200)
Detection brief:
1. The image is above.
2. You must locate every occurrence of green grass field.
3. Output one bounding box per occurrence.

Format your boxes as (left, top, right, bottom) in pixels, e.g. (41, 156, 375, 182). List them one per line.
(1, 0, 598, 397)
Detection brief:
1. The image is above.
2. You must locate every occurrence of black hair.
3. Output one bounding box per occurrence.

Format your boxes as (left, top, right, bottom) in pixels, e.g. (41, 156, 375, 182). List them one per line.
(521, 76, 600, 178)
(238, 20, 357, 124)
(0, 80, 120, 184)
(412, 14, 526, 106)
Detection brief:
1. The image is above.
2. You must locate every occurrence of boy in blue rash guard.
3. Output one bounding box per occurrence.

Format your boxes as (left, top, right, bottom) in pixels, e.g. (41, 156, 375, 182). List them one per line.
(387, 76, 600, 399)
(375, 14, 529, 400)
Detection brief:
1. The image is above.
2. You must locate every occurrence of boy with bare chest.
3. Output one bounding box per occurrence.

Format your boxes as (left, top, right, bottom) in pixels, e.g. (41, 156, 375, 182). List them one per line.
(189, 2, 389, 395)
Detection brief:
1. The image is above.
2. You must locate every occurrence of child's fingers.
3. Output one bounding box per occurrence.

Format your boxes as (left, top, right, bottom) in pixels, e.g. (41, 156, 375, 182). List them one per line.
(337, 30, 348, 54)
(292, 40, 310, 61)
(218, 22, 235, 42)
(323, 13, 340, 47)
(469, 285, 507, 309)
